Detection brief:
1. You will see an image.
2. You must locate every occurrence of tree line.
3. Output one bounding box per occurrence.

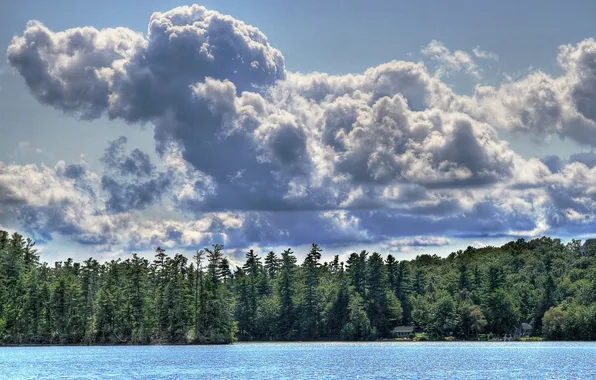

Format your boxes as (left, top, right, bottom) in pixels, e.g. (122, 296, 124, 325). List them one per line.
(0, 229, 595, 344)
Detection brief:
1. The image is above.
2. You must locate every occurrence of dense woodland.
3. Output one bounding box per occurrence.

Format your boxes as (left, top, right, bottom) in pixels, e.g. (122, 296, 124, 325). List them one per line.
(0, 229, 595, 344)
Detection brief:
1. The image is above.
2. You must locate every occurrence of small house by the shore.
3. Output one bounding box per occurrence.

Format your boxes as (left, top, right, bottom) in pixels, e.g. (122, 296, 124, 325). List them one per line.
(520, 323, 533, 337)
(392, 326, 415, 338)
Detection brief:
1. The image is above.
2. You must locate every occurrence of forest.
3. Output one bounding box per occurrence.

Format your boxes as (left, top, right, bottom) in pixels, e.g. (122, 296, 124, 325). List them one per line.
(0, 229, 595, 344)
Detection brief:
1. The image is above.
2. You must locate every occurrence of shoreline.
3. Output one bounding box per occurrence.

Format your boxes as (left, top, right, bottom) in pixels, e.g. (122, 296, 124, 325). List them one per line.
(6, 339, 596, 347)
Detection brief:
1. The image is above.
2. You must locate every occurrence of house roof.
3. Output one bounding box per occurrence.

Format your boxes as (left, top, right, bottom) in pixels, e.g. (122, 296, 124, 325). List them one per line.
(521, 323, 533, 330)
(393, 326, 415, 333)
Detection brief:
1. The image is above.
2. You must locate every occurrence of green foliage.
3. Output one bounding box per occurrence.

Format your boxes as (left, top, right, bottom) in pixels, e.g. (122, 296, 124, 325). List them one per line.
(1, 231, 596, 344)
(520, 336, 544, 341)
(340, 293, 372, 340)
(542, 303, 596, 340)
(414, 333, 429, 341)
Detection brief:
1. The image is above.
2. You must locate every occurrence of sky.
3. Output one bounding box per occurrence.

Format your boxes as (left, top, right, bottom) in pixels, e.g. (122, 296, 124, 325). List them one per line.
(2, 0, 596, 265)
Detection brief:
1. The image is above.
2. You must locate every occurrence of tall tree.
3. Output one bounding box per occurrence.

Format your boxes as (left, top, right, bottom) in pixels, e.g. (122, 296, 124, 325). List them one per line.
(301, 244, 323, 339)
(278, 248, 297, 340)
(264, 251, 280, 279)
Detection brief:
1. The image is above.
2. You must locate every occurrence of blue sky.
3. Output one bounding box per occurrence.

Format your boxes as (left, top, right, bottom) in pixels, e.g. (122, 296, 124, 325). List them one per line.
(2, 1, 596, 264)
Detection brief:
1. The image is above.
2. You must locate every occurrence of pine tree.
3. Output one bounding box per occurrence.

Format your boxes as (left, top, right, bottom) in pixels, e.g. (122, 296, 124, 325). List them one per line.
(199, 244, 234, 343)
(346, 251, 367, 297)
(264, 251, 280, 279)
(301, 244, 322, 339)
(152, 247, 168, 341)
(278, 248, 297, 340)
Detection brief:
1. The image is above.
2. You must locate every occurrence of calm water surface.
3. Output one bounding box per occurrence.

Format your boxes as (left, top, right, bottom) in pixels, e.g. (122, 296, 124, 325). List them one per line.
(0, 342, 595, 379)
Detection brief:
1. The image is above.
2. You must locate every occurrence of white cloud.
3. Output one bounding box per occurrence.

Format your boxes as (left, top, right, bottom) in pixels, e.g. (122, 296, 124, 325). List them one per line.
(471, 240, 486, 248)
(472, 47, 498, 61)
(381, 236, 451, 252)
(421, 40, 480, 79)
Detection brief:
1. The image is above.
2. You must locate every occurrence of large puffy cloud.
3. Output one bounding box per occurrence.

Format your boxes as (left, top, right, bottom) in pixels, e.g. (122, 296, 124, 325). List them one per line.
(324, 96, 514, 187)
(274, 61, 458, 111)
(7, 4, 285, 122)
(6, 21, 145, 119)
(6, 4, 596, 257)
(559, 39, 596, 124)
(268, 61, 519, 193)
(461, 38, 596, 146)
(467, 73, 565, 138)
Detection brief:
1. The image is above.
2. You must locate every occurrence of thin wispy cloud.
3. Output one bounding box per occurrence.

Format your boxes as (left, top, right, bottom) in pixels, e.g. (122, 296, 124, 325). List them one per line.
(473, 47, 499, 61)
(421, 40, 480, 79)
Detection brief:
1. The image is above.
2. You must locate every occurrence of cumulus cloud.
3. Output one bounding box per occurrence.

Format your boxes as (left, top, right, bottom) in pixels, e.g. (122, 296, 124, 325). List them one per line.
(7, 5, 285, 122)
(464, 72, 565, 139)
(5, 4, 596, 257)
(559, 39, 596, 123)
(461, 38, 596, 147)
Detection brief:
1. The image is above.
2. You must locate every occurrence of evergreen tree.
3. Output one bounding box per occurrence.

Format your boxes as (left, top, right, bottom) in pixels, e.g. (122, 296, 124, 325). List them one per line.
(301, 244, 322, 339)
(278, 248, 297, 340)
(264, 251, 280, 279)
(346, 251, 367, 297)
(341, 293, 372, 340)
(152, 247, 168, 341)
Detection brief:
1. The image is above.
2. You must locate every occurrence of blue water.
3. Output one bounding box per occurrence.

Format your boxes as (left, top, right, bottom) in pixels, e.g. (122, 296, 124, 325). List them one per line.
(0, 342, 595, 379)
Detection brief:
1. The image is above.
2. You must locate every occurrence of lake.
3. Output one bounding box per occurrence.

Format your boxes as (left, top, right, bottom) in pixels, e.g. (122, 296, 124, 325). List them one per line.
(0, 342, 594, 379)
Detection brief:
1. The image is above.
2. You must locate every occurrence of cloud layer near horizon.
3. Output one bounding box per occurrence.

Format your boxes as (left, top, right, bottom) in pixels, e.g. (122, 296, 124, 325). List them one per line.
(4, 4, 596, 257)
